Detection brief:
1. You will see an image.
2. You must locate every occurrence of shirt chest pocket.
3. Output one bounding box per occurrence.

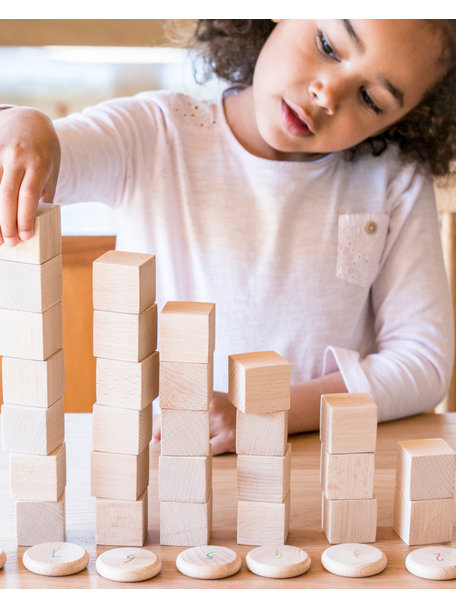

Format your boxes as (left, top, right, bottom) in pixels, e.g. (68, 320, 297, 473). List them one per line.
(336, 213, 389, 288)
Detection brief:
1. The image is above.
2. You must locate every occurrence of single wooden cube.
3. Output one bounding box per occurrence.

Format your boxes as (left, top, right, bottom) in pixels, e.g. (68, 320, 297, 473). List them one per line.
(321, 444, 375, 500)
(159, 358, 213, 411)
(1, 398, 65, 455)
(96, 352, 159, 410)
(16, 493, 65, 546)
(0, 203, 61, 265)
(228, 351, 291, 414)
(96, 491, 148, 546)
(2, 349, 65, 408)
(93, 250, 156, 314)
(160, 492, 212, 546)
(160, 409, 210, 456)
(321, 494, 378, 544)
(236, 409, 288, 456)
(237, 444, 291, 503)
(92, 403, 152, 455)
(10, 443, 66, 501)
(320, 393, 377, 454)
(237, 493, 290, 545)
(0, 302, 62, 360)
(159, 452, 212, 503)
(160, 301, 215, 363)
(91, 446, 149, 501)
(396, 438, 456, 500)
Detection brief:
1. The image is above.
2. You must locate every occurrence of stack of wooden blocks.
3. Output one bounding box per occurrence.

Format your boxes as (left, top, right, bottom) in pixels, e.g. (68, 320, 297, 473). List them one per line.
(158, 301, 215, 546)
(320, 393, 378, 544)
(0, 203, 66, 546)
(91, 251, 157, 546)
(393, 437, 456, 545)
(228, 351, 291, 545)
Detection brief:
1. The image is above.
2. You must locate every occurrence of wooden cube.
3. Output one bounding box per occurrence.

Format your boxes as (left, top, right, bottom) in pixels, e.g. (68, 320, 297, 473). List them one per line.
(236, 409, 288, 456)
(93, 251, 156, 314)
(10, 443, 66, 501)
(228, 351, 291, 414)
(160, 492, 212, 546)
(159, 301, 215, 363)
(16, 493, 65, 546)
(2, 398, 65, 455)
(320, 393, 377, 454)
(160, 409, 210, 456)
(96, 491, 148, 546)
(237, 494, 290, 545)
(321, 444, 375, 500)
(322, 494, 378, 544)
(92, 403, 152, 455)
(93, 304, 157, 362)
(237, 444, 291, 503)
(96, 352, 159, 410)
(91, 446, 149, 500)
(2, 349, 65, 408)
(159, 358, 213, 410)
(159, 452, 212, 503)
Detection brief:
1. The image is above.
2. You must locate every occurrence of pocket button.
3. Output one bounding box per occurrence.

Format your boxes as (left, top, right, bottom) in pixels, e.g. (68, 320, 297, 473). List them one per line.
(365, 221, 377, 234)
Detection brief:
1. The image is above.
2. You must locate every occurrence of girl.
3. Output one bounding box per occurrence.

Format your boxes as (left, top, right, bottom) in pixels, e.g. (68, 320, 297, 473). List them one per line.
(0, 20, 455, 454)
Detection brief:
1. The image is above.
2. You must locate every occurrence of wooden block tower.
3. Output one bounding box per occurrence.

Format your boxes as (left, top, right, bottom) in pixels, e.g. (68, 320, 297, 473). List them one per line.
(0, 203, 66, 546)
(229, 351, 291, 545)
(158, 301, 215, 546)
(320, 393, 378, 544)
(91, 251, 157, 546)
(393, 438, 456, 545)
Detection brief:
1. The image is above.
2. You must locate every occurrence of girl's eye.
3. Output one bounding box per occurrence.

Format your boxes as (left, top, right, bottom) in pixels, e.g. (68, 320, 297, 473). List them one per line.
(317, 30, 339, 60)
(360, 87, 383, 115)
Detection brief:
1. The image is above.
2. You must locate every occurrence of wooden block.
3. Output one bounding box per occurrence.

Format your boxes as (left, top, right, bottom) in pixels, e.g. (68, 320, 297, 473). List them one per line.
(10, 443, 66, 501)
(0, 203, 61, 265)
(2, 349, 65, 408)
(320, 393, 377, 454)
(237, 444, 291, 503)
(1, 398, 65, 455)
(159, 358, 213, 411)
(16, 493, 65, 546)
(93, 304, 157, 362)
(228, 351, 291, 413)
(93, 250, 156, 314)
(236, 409, 288, 456)
(321, 444, 375, 500)
(0, 253, 62, 313)
(321, 494, 377, 544)
(92, 403, 152, 455)
(160, 301, 215, 363)
(237, 493, 290, 545)
(96, 491, 148, 547)
(96, 352, 159, 410)
(396, 438, 456, 500)
(160, 492, 212, 546)
(91, 446, 149, 500)
(159, 451, 212, 503)
(0, 303, 62, 360)
(160, 409, 210, 456)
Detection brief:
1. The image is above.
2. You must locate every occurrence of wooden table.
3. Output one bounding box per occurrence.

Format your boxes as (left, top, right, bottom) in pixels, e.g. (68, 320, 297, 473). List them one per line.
(0, 412, 455, 589)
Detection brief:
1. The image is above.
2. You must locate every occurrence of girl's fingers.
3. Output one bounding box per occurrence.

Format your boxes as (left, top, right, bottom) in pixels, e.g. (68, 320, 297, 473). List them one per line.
(0, 164, 24, 245)
(17, 170, 46, 240)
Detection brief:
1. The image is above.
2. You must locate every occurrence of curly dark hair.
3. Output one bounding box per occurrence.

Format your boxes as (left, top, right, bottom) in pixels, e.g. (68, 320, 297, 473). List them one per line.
(191, 19, 456, 177)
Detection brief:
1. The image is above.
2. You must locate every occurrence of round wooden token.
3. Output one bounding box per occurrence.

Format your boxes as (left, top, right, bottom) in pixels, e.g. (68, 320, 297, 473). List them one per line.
(405, 546, 456, 580)
(176, 545, 241, 579)
(23, 542, 89, 577)
(321, 543, 387, 578)
(96, 548, 161, 582)
(246, 545, 311, 579)
(0, 547, 6, 569)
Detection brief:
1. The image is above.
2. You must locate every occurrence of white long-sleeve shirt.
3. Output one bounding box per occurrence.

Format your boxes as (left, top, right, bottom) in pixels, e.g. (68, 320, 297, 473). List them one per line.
(54, 89, 454, 422)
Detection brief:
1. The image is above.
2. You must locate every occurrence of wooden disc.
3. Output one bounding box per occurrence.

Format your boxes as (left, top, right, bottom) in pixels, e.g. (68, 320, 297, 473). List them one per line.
(23, 542, 89, 577)
(321, 543, 387, 578)
(0, 547, 6, 569)
(246, 545, 311, 579)
(405, 546, 456, 580)
(96, 547, 161, 582)
(176, 545, 241, 579)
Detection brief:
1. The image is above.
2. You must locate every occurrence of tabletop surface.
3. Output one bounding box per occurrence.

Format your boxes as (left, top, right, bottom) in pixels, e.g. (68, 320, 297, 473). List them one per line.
(0, 412, 455, 589)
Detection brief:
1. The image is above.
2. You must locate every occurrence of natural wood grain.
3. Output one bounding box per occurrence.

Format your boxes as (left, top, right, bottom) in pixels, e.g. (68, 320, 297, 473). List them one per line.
(10, 444, 66, 501)
(159, 358, 213, 411)
(91, 447, 149, 501)
(159, 453, 212, 503)
(322, 495, 378, 544)
(237, 444, 291, 503)
(237, 494, 290, 546)
(321, 444, 375, 500)
(16, 493, 66, 547)
(236, 409, 288, 456)
(160, 493, 212, 547)
(92, 403, 152, 455)
(160, 409, 210, 456)
(23, 542, 89, 577)
(96, 491, 148, 547)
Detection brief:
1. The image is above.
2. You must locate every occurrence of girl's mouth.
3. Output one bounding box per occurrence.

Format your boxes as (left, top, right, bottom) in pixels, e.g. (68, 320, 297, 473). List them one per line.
(281, 100, 314, 137)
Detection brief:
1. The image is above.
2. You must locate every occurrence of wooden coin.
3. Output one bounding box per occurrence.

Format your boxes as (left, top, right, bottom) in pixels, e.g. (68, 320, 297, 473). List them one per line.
(23, 542, 89, 576)
(0, 547, 6, 569)
(96, 547, 161, 582)
(321, 543, 387, 578)
(246, 544, 311, 578)
(405, 546, 456, 580)
(176, 545, 241, 579)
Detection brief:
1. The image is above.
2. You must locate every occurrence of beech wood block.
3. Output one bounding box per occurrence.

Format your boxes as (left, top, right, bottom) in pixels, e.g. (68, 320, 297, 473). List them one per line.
(92, 403, 152, 455)
(236, 409, 288, 456)
(159, 492, 212, 546)
(321, 444, 375, 500)
(2, 349, 65, 408)
(16, 493, 66, 547)
(96, 491, 148, 547)
(228, 351, 291, 413)
(160, 301, 215, 363)
(0, 302, 62, 360)
(159, 358, 213, 411)
(160, 409, 210, 456)
(159, 451, 212, 503)
(320, 393, 378, 454)
(321, 494, 378, 544)
(237, 493, 290, 545)
(1, 398, 65, 455)
(396, 438, 456, 500)
(96, 352, 159, 410)
(10, 443, 66, 501)
(91, 446, 149, 500)
(237, 444, 291, 503)
(93, 250, 156, 314)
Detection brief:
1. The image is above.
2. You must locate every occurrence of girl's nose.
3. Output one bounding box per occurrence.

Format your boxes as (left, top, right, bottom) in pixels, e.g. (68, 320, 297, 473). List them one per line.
(308, 80, 340, 116)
